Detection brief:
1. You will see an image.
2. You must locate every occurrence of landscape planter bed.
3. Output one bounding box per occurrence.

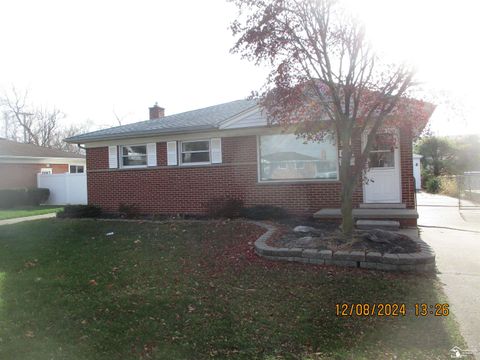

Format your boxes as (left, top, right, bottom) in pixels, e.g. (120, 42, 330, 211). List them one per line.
(253, 222, 436, 272)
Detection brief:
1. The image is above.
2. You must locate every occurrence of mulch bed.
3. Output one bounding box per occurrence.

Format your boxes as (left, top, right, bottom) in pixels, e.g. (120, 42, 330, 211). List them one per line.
(267, 222, 421, 254)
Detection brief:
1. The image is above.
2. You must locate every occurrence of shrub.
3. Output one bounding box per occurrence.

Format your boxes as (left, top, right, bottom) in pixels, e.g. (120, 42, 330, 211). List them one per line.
(0, 190, 19, 209)
(118, 203, 141, 219)
(0, 188, 50, 208)
(57, 205, 102, 218)
(204, 196, 244, 218)
(240, 205, 288, 220)
(439, 176, 458, 197)
(28, 188, 50, 206)
(425, 177, 441, 194)
(421, 169, 434, 189)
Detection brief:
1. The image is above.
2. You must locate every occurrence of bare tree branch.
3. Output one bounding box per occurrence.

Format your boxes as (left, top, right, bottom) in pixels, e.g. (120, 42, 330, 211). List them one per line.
(0, 87, 90, 154)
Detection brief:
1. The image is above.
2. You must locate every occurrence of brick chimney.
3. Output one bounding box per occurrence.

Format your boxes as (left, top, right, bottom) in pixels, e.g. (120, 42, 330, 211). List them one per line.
(149, 102, 165, 120)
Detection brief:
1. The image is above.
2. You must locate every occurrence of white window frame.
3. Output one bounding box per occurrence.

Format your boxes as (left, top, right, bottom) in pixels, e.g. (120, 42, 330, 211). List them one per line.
(120, 144, 148, 168)
(257, 134, 340, 183)
(179, 139, 211, 166)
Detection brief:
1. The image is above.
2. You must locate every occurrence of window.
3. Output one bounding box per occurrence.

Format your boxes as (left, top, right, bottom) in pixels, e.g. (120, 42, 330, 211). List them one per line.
(368, 133, 395, 168)
(180, 140, 210, 164)
(259, 134, 338, 181)
(295, 161, 305, 169)
(121, 145, 147, 167)
(70, 165, 85, 173)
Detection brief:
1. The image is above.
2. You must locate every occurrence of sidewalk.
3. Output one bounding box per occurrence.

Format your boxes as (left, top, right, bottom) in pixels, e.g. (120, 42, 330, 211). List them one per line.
(417, 192, 480, 357)
(0, 212, 57, 226)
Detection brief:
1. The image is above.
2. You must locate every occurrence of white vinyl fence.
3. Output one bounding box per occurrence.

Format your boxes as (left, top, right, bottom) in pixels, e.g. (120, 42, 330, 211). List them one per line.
(459, 171, 480, 209)
(37, 173, 87, 205)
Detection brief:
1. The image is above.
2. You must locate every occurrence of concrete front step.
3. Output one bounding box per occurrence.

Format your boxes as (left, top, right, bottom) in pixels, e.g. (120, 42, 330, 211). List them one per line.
(359, 203, 406, 209)
(356, 219, 400, 230)
(313, 208, 418, 220)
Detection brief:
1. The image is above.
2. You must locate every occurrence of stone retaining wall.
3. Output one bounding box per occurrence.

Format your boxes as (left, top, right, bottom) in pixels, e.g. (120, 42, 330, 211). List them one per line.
(253, 222, 436, 272)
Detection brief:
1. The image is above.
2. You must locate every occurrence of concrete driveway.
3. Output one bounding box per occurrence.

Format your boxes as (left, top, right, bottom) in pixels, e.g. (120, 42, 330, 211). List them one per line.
(417, 192, 480, 356)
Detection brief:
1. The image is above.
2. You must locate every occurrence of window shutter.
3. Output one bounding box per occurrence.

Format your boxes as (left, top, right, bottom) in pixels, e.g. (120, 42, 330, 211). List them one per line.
(108, 146, 118, 169)
(147, 143, 157, 166)
(167, 141, 177, 165)
(211, 138, 222, 164)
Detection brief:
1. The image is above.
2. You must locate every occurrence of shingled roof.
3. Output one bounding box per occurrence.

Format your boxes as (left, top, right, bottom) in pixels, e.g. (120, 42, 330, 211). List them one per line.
(0, 138, 84, 159)
(66, 99, 259, 144)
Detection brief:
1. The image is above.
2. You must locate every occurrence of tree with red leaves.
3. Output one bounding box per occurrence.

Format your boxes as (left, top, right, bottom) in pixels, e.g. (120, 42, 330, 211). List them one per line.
(230, 0, 433, 235)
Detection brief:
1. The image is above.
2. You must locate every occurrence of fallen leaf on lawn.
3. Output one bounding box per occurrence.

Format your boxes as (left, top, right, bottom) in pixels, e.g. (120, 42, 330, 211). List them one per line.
(188, 305, 195, 312)
(24, 260, 38, 268)
(134, 239, 141, 244)
(25, 330, 34, 338)
(88, 279, 98, 286)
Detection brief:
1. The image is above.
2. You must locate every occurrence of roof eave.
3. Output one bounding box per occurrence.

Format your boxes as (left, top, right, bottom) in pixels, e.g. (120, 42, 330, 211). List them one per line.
(0, 154, 85, 160)
(64, 124, 221, 144)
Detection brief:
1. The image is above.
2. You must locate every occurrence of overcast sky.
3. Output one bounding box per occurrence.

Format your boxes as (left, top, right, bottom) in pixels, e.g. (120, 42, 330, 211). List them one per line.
(0, 0, 478, 136)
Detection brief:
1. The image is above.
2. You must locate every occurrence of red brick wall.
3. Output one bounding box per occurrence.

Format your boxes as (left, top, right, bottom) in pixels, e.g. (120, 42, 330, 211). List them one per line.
(399, 125, 415, 209)
(86, 130, 414, 216)
(351, 128, 365, 206)
(156, 143, 168, 166)
(86, 147, 109, 170)
(0, 163, 68, 189)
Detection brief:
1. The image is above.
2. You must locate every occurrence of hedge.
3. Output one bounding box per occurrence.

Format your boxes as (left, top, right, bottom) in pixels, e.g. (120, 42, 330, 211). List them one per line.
(0, 188, 50, 209)
(57, 205, 102, 218)
(239, 205, 288, 220)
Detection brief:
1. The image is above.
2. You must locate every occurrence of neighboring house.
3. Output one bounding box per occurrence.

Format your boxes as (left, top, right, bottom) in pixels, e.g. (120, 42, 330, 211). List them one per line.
(0, 138, 86, 189)
(412, 154, 422, 190)
(66, 100, 433, 226)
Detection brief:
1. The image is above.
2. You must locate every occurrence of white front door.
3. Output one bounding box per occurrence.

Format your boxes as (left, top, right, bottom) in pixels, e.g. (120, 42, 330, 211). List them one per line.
(363, 131, 401, 203)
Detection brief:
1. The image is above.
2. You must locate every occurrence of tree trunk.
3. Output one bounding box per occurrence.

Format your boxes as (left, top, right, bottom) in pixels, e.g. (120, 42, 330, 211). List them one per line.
(340, 180, 354, 235)
(339, 133, 355, 236)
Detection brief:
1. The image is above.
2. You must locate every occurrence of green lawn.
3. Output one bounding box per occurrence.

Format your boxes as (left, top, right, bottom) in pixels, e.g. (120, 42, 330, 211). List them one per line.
(0, 205, 63, 220)
(0, 219, 464, 359)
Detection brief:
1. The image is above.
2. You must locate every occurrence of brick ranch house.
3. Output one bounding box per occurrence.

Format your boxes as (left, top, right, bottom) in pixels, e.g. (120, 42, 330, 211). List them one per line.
(0, 138, 86, 189)
(66, 100, 433, 226)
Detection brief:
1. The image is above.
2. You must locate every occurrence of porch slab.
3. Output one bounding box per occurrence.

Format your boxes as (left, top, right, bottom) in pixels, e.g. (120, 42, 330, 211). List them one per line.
(313, 208, 418, 219)
(359, 203, 406, 209)
(356, 219, 400, 230)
